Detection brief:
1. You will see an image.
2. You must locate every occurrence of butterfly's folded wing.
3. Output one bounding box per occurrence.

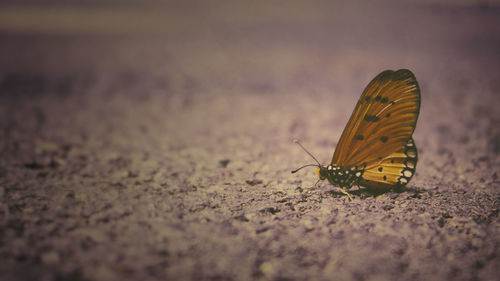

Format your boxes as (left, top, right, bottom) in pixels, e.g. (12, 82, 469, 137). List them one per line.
(359, 138, 417, 188)
(331, 69, 420, 188)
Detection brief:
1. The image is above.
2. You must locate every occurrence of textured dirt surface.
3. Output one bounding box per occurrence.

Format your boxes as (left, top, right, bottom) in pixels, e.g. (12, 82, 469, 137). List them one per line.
(1, 1, 499, 281)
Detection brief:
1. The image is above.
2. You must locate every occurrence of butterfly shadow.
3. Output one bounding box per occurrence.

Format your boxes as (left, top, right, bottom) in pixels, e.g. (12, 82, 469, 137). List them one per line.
(326, 186, 425, 199)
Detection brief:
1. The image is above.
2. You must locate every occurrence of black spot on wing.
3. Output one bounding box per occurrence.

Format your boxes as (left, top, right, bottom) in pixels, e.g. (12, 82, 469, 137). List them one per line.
(381, 97, 388, 103)
(375, 95, 381, 101)
(380, 136, 389, 143)
(364, 115, 380, 122)
(354, 134, 364, 140)
(378, 167, 383, 172)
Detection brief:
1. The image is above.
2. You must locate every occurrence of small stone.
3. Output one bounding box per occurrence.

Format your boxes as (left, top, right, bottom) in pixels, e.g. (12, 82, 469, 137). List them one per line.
(41, 251, 60, 265)
(260, 262, 274, 275)
(219, 159, 230, 168)
(234, 214, 249, 222)
(35, 141, 59, 154)
(383, 205, 394, 211)
(246, 179, 263, 186)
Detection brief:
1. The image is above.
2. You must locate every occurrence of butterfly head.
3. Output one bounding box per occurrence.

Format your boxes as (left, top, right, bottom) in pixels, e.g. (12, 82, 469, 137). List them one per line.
(316, 166, 328, 180)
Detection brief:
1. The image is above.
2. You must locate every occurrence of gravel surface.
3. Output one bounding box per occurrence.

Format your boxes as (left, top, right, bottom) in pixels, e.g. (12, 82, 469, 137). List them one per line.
(0, 1, 499, 281)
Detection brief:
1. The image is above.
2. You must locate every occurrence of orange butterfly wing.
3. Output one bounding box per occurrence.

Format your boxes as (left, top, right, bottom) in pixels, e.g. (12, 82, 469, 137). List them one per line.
(359, 138, 418, 188)
(331, 69, 420, 188)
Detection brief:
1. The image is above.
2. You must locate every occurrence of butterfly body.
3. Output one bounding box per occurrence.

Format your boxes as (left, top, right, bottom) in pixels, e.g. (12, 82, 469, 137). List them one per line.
(317, 164, 365, 189)
(293, 69, 420, 197)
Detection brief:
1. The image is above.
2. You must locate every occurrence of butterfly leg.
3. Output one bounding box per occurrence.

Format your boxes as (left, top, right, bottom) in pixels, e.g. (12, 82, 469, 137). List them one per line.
(309, 178, 321, 189)
(340, 188, 354, 201)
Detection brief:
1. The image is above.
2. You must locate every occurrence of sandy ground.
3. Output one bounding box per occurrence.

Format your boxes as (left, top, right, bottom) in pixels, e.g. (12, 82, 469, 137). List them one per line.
(0, 1, 499, 281)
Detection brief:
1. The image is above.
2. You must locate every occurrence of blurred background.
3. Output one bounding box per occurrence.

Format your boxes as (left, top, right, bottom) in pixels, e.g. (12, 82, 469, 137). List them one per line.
(1, 0, 499, 176)
(1, 0, 498, 97)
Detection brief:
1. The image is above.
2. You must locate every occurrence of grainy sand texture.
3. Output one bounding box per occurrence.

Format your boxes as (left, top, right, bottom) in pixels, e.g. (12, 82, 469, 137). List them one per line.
(0, 1, 499, 280)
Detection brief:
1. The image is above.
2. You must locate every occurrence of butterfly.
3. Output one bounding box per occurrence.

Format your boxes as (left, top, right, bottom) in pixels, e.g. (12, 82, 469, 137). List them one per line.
(292, 69, 420, 200)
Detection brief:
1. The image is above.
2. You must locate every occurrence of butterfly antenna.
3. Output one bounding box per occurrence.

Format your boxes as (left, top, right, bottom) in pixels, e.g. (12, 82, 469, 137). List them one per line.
(293, 139, 321, 165)
(291, 164, 318, 174)
(292, 139, 323, 174)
